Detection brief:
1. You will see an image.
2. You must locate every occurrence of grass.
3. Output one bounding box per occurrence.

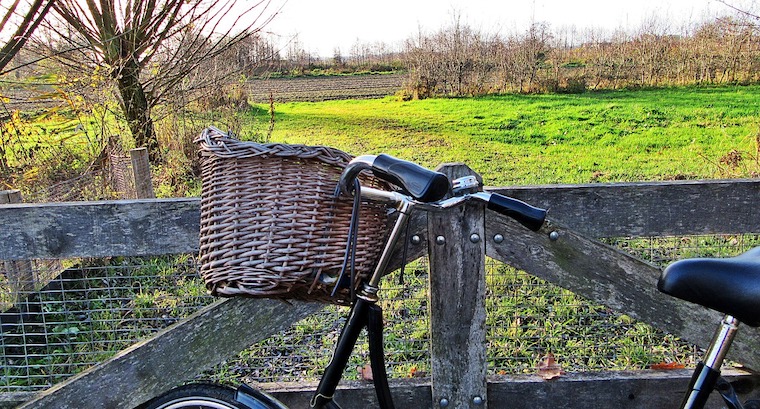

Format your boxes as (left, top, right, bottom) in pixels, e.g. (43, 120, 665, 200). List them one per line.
(4, 84, 760, 389)
(206, 85, 760, 384)
(244, 85, 760, 185)
(0, 256, 213, 390)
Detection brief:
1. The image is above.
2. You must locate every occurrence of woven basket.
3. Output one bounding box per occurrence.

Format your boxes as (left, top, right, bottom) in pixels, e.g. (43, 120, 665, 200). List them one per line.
(196, 127, 390, 304)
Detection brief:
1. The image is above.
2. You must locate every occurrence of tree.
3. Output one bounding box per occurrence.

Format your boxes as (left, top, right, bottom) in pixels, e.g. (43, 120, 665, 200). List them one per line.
(0, 0, 56, 74)
(50, 0, 279, 159)
(1, 0, 56, 174)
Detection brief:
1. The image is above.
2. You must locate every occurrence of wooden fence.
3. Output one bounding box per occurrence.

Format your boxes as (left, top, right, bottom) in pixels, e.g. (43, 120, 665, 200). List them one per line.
(1, 169, 760, 408)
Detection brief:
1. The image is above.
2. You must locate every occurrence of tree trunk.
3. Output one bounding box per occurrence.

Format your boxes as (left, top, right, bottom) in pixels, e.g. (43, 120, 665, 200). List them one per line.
(116, 60, 158, 161)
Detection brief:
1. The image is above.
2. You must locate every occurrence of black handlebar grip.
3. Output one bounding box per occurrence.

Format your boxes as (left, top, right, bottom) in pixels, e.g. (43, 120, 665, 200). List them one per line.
(487, 193, 547, 231)
(372, 154, 450, 202)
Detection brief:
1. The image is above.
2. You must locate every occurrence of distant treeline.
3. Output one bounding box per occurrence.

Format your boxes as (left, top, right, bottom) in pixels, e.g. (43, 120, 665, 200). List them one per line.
(234, 14, 760, 98)
(9, 14, 758, 99)
(402, 16, 760, 97)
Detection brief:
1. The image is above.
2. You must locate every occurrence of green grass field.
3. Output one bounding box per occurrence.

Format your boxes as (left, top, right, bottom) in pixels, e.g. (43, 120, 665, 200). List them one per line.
(4, 85, 760, 389)
(203, 85, 760, 383)
(244, 85, 760, 185)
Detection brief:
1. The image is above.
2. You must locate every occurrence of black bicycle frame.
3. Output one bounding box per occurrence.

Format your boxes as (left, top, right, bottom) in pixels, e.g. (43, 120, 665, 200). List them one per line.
(307, 177, 413, 409)
(309, 297, 394, 409)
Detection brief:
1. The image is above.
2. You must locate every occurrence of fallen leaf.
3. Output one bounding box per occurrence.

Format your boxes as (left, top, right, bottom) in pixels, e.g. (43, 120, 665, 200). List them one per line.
(358, 364, 373, 381)
(650, 362, 685, 370)
(408, 366, 428, 378)
(537, 353, 564, 380)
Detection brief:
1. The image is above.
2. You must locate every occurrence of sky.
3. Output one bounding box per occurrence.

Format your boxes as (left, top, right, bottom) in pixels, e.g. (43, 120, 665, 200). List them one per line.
(263, 0, 738, 57)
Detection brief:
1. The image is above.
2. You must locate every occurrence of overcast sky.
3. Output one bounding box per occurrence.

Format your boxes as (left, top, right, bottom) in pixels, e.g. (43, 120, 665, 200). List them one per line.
(263, 0, 737, 57)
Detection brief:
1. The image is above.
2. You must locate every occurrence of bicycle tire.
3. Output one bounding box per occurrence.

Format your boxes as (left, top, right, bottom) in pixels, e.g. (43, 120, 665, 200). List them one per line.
(140, 383, 254, 409)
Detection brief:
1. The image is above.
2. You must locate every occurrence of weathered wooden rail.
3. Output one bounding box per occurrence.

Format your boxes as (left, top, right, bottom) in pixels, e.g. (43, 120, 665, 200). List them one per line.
(1, 174, 760, 408)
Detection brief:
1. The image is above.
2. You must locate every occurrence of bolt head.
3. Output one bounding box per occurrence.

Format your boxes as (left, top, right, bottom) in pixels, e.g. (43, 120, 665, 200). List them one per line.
(410, 235, 422, 245)
(435, 235, 446, 245)
(439, 398, 449, 407)
(473, 396, 484, 405)
(549, 231, 560, 241)
(493, 234, 504, 243)
(469, 233, 481, 243)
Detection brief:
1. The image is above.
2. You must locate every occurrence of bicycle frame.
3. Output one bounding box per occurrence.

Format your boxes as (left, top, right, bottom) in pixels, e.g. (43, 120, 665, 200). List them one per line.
(308, 188, 413, 409)
(306, 185, 751, 409)
(142, 148, 760, 409)
(307, 181, 548, 409)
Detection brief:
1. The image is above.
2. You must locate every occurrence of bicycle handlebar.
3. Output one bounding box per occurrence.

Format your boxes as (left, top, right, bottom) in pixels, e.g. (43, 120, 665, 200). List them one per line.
(372, 154, 450, 202)
(337, 154, 450, 202)
(479, 192, 547, 232)
(338, 154, 548, 232)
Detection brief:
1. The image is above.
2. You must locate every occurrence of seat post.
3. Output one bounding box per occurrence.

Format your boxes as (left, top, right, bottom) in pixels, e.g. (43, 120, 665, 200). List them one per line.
(704, 315, 740, 370)
(680, 315, 740, 409)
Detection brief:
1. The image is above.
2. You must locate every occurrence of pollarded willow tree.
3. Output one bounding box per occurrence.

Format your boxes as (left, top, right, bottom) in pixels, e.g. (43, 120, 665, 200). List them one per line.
(50, 0, 279, 160)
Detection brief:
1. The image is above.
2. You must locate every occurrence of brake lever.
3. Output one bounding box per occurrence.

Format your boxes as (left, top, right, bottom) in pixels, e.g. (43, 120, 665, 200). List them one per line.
(452, 175, 480, 195)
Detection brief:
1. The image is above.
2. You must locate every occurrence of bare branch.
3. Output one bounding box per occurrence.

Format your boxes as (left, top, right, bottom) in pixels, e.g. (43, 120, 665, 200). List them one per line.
(45, 0, 281, 158)
(0, 0, 56, 74)
(717, 1, 760, 21)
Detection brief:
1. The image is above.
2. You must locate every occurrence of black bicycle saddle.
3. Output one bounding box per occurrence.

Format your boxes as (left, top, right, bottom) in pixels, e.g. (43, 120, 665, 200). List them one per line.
(658, 246, 760, 327)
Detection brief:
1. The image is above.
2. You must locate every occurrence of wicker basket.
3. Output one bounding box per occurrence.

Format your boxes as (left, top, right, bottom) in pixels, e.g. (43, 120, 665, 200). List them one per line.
(196, 127, 390, 304)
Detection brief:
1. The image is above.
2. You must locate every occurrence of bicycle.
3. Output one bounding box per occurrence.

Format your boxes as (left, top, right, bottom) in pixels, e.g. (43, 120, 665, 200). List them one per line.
(140, 153, 760, 409)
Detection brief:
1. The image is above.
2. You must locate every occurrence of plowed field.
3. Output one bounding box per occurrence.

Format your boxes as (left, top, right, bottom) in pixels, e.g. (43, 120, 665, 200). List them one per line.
(248, 73, 404, 102)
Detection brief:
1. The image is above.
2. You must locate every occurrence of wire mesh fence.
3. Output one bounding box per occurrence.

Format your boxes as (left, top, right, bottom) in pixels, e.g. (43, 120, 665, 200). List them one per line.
(10, 147, 144, 204)
(1, 233, 759, 393)
(0, 256, 211, 392)
(201, 233, 760, 385)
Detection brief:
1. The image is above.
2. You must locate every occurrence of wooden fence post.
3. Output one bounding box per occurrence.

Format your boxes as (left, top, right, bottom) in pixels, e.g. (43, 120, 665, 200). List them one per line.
(428, 164, 488, 409)
(0, 190, 21, 204)
(0, 190, 35, 307)
(130, 147, 155, 199)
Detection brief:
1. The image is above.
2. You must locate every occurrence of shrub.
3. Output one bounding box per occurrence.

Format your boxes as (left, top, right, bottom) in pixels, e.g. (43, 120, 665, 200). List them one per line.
(560, 77, 588, 94)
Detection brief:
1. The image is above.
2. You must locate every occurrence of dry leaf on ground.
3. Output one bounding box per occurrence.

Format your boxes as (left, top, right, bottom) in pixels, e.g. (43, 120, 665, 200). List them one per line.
(537, 353, 564, 380)
(358, 364, 373, 381)
(650, 362, 686, 370)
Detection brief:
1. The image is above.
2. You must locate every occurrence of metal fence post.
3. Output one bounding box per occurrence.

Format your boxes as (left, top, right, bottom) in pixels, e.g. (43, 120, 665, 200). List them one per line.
(427, 164, 488, 409)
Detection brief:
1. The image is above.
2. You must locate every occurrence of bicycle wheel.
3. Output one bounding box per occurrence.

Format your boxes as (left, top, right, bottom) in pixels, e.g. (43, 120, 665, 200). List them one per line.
(140, 383, 252, 409)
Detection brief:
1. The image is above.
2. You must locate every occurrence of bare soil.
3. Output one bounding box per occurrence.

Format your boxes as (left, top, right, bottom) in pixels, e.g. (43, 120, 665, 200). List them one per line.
(248, 73, 405, 102)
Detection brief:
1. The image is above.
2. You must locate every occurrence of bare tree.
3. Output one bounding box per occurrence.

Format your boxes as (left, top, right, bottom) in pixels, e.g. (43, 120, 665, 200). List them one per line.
(49, 0, 279, 159)
(513, 22, 552, 92)
(0, 0, 55, 74)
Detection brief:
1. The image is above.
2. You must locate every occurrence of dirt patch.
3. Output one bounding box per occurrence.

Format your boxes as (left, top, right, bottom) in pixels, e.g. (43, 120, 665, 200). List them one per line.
(248, 73, 405, 102)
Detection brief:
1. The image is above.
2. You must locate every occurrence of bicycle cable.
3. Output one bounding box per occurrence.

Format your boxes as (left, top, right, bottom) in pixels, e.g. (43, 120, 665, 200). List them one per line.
(332, 178, 361, 301)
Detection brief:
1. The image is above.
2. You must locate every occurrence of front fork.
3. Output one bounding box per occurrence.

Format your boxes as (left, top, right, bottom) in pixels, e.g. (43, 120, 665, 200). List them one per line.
(310, 295, 395, 409)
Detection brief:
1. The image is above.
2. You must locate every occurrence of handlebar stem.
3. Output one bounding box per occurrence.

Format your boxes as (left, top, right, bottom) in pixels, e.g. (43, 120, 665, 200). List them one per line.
(358, 187, 480, 297)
